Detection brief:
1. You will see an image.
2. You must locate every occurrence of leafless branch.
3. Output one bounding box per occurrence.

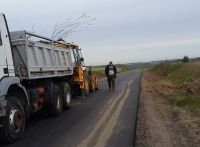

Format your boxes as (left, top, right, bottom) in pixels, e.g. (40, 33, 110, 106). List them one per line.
(51, 13, 95, 40)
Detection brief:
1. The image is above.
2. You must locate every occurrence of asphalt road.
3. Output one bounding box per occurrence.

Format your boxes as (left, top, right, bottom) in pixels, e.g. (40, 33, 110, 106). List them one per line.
(3, 71, 141, 147)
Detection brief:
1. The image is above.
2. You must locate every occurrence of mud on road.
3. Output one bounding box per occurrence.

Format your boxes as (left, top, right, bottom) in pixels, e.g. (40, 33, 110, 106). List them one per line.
(135, 72, 200, 147)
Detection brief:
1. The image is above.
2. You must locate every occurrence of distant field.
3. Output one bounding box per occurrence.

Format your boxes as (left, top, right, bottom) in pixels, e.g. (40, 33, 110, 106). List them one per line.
(150, 61, 200, 112)
(91, 65, 130, 78)
(91, 67, 105, 78)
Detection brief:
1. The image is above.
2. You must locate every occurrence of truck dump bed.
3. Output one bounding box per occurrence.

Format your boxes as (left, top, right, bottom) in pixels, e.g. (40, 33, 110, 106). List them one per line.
(10, 31, 73, 80)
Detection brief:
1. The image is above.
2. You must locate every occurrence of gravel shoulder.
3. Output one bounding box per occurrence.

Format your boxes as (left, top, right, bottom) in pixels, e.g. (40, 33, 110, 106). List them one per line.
(135, 71, 200, 147)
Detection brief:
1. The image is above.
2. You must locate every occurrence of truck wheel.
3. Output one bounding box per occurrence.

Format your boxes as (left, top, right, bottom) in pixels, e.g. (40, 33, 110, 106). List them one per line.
(60, 82, 72, 110)
(48, 84, 63, 116)
(0, 96, 25, 143)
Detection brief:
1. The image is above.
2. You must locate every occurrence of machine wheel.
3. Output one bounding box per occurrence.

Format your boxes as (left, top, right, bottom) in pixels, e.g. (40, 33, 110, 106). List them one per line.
(47, 84, 63, 116)
(59, 82, 72, 110)
(84, 79, 89, 96)
(80, 88, 85, 97)
(0, 96, 25, 143)
(84, 87, 89, 96)
(95, 76, 99, 90)
(89, 80, 95, 93)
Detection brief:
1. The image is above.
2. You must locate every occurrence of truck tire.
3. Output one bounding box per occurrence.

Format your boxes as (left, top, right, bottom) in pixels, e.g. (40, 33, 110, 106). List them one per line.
(0, 96, 25, 143)
(47, 84, 63, 116)
(59, 82, 72, 110)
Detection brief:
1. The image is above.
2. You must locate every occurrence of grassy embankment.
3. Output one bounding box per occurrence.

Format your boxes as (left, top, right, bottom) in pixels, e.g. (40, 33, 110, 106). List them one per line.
(150, 61, 200, 112)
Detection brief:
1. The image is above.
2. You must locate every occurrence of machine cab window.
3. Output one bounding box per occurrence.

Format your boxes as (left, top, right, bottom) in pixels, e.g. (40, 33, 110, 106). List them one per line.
(0, 31, 2, 46)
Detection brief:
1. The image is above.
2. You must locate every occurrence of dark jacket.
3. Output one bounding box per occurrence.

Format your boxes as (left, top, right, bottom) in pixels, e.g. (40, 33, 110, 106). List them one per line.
(105, 64, 117, 77)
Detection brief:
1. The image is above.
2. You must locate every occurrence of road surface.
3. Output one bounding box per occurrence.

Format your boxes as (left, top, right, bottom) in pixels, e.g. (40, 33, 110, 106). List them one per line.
(2, 71, 141, 147)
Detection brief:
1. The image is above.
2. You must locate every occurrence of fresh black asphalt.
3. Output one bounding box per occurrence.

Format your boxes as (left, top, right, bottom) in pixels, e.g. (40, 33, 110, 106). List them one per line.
(2, 71, 141, 147)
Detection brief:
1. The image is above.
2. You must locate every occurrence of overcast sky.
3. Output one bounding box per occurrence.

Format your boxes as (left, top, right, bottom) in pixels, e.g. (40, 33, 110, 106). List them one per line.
(1, 0, 200, 65)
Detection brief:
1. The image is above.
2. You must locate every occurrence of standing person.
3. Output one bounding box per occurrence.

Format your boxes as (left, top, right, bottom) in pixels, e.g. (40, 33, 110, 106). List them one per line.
(105, 61, 117, 91)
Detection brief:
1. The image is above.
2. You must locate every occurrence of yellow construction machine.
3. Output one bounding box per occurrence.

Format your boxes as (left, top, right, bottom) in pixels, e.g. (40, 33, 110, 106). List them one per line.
(68, 42, 99, 97)
(56, 41, 99, 97)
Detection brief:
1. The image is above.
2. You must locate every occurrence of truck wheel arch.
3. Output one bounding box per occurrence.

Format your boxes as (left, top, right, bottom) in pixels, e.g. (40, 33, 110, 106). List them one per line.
(7, 84, 29, 119)
(0, 77, 29, 119)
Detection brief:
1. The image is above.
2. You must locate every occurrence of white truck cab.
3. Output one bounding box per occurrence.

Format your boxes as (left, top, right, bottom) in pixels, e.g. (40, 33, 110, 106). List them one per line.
(0, 13, 15, 78)
(0, 14, 27, 143)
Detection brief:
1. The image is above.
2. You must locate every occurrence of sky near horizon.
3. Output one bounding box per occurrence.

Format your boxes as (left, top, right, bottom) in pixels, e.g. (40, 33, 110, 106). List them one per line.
(1, 0, 200, 65)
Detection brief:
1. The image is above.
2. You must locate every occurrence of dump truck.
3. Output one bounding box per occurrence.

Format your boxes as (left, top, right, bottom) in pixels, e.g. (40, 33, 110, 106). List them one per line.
(0, 13, 98, 143)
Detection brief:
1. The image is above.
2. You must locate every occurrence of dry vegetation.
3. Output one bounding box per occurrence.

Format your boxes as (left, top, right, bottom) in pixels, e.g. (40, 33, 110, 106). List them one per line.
(136, 61, 200, 147)
(152, 61, 200, 112)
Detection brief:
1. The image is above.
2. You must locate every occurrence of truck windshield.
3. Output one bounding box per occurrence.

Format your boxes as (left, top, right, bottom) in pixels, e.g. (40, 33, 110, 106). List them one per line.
(0, 32, 2, 46)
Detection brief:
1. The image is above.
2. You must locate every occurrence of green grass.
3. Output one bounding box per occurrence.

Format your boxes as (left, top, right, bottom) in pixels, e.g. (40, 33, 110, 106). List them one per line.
(167, 92, 200, 112)
(151, 62, 183, 76)
(151, 61, 200, 112)
(177, 96, 200, 112)
(151, 61, 200, 84)
(90, 67, 105, 78)
(168, 63, 200, 84)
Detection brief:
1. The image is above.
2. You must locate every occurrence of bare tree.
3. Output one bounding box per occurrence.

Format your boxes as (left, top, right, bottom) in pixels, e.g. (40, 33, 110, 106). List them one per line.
(51, 13, 95, 40)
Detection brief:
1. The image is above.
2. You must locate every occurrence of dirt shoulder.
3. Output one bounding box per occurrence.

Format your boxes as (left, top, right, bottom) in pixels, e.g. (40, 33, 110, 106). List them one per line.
(135, 71, 200, 147)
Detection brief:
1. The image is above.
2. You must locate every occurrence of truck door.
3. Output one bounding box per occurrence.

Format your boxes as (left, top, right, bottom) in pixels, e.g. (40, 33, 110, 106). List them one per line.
(0, 13, 15, 79)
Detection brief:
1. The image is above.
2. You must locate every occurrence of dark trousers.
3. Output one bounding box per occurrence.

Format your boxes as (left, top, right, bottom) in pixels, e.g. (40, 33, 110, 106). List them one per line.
(107, 75, 115, 90)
